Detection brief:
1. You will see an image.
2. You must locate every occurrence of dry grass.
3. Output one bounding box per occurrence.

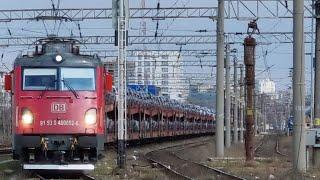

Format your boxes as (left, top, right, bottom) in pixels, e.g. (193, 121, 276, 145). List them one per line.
(207, 157, 293, 179)
(205, 135, 320, 180)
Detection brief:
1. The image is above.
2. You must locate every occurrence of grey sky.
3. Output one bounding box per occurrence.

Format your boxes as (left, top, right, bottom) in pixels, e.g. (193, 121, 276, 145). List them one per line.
(0, 0, 314, 91)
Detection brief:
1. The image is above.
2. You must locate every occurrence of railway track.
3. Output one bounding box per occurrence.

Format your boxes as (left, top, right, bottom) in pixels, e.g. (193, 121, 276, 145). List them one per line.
(255, 134, 288, 158)
(0, 147, 12, 155)
(275, 137, 288, 157)
(146, 141, 246, 180)
(80, 174, 95, 180)
(34, 172, 95, 180)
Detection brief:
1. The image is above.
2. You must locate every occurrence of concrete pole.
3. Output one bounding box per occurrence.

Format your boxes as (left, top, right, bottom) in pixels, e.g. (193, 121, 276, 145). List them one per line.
(293, 0, 307, 172)
(314, 0, 320, 128)
(254, 92, 261, 135)
(256, 109, 260, 134)
(286, 102, 291, 136)
(233, 57, 239, 143)
(215, 0, 225, 157)
(225, 44, 231, 148)
(254, 93, 259, 135)
(311, 0, 315, 128)
(262, 94, 266, 132)
(313, 0, 320, 168)
(240, 103, 244, 142)
(117, 0, 127, 169)
(258, 94, 262, 133)
(240, 64, 244, 142)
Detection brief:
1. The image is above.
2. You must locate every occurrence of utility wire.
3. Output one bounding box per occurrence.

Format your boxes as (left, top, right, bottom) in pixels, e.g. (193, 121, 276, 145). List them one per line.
(6, 23, 12, 37)
(1, 53, 10, 72)
(154, 1, 160, 39)
(42, 20, 49, 36)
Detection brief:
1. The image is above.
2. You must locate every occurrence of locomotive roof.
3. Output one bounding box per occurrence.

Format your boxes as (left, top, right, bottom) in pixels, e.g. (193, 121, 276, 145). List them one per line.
(14, 52, 102, 67)
(14, 37, 102, 67)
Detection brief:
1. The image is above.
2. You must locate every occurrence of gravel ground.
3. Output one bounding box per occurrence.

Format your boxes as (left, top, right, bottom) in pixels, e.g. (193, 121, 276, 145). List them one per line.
(147, 150, 225, 179)
(2, 134, 320, 180)
(204, 134, 320, 180)
(92, 136, 216, 180)
(144, 140, 240, 180)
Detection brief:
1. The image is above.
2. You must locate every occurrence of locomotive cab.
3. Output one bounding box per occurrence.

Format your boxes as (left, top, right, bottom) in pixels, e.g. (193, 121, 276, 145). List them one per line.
(10, 37, 109, 171)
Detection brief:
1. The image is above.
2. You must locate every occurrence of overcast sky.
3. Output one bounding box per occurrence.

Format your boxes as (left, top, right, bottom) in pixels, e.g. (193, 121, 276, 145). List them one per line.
(0, 0, 314, 92)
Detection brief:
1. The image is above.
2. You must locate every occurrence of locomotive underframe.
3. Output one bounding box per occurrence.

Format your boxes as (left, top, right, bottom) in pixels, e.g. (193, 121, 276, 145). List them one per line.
(13, 134, 104, 169)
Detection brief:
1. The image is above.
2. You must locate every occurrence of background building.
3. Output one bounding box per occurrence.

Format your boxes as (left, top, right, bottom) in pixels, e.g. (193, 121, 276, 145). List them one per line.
(102, 53, 188, 102)
(187, 82, 215, 109)
(258, 79, 276, 94)
(103, 58, 136, 86)
(189, 83, 214, 95)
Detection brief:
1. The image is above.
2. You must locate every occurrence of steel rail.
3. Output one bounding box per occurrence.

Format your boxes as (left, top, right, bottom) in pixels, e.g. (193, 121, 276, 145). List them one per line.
(0, 147, 12, 155)
(34, 173, 95, 180)
(173, 153, 247, 180)
(275, 136, 288, 157)
(145, 140, 246, 180)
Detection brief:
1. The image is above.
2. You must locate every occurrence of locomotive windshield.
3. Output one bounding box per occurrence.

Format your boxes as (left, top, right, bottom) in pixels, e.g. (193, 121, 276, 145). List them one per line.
(23, 68, 57, 90)
(60, 68, 95, 91)
(22, 67, 96, 91)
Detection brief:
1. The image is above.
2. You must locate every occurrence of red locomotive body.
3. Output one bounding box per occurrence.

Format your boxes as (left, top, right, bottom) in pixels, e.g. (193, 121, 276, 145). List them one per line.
(6, 38, 111, 171)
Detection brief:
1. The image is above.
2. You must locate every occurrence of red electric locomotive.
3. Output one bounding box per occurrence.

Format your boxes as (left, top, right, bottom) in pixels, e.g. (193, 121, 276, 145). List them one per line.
(4, 37, 112, 171)
(3, 36, 216, 172)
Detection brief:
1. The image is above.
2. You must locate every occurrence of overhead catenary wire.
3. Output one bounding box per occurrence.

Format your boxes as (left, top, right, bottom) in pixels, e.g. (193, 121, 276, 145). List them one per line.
(0, 0, 307, 94)
(6, 22, 12, 37)
(1, 53, 10, 72)
(50, 0, 57, 33)
(42, 20, 49, 36)
(154, 1, 160, 39)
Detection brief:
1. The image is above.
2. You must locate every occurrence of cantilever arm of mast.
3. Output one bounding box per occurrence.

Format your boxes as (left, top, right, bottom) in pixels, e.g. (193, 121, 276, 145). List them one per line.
(0, 7, 217, 22)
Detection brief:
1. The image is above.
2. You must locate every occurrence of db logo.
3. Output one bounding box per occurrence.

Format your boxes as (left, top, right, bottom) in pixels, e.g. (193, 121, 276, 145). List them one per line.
(51, 102, 67, 113)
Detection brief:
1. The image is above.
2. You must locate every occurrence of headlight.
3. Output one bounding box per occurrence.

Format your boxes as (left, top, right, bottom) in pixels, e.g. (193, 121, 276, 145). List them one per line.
(22, 109, 33, 125)
(55, 55, 63, 62)
(85, 109, 97, 125)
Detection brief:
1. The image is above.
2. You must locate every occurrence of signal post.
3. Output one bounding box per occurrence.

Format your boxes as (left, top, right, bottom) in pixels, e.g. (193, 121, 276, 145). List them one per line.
(113, 0, 129, 169)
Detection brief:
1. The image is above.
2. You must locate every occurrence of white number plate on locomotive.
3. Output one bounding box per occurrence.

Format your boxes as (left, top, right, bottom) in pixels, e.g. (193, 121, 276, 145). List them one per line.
(40, 120, 79, 126)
